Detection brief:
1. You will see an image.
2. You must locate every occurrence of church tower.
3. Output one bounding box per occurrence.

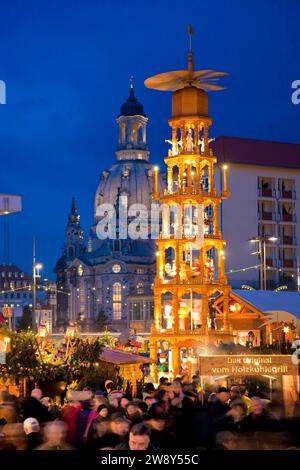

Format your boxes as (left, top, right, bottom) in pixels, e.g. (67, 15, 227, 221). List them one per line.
(145, 27, 233, 379)
(64, 197, 84, 259)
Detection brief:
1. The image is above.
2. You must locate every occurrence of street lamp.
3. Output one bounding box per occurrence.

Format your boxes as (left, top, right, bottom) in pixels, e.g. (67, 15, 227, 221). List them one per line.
(248, 236, 278, 290)
(32, 239, 43, 330)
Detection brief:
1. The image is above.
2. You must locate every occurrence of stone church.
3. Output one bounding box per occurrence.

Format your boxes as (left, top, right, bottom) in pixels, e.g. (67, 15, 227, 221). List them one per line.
(54, 83, 165, 332)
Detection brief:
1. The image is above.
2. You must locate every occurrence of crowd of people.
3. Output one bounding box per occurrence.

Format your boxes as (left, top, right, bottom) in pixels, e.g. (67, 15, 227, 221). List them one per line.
(1, 376, 300, 451)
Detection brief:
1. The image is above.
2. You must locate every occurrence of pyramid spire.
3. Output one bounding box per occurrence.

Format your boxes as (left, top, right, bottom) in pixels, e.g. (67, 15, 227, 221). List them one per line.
(187, 24, 194, 72)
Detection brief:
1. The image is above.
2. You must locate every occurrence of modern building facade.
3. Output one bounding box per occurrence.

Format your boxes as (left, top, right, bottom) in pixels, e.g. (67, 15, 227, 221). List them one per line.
(213, 137, 300, 291)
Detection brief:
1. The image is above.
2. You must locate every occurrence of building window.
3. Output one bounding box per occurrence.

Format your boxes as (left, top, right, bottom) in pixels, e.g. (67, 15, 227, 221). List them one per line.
(137, 282, 144, 294)
(136, 268, 145, 274)
(113, 283, 122, 301)
(148, 302, 154, 320)
(112, 264, 121, 273)
(112, 282, 122, 320)
(131, 303, 142, 321)
(113, 302, 122, 320)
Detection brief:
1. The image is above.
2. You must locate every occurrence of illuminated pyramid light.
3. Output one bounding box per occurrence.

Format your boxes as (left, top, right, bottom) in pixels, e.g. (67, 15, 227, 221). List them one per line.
(146, 26, 234, 380)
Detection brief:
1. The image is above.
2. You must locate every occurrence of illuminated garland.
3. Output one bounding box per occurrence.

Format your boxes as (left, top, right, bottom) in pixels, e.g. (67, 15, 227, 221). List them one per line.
(0, 326, 112, 385)
(226, 264, 262, 274)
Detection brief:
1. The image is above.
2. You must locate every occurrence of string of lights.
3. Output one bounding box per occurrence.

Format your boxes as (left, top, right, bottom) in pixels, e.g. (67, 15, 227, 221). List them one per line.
(226, 264, 293, 276)
(0, 284, 71, 296)
(225, 264, 262, 274)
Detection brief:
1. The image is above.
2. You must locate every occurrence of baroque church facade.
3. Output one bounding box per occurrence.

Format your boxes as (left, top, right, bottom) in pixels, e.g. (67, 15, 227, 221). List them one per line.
(54, 84, 165, 332)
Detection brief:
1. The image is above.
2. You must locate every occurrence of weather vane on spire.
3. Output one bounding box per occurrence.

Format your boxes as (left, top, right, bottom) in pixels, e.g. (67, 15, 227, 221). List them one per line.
(188, 24, 193, 53)
(187, 24, 194, 72)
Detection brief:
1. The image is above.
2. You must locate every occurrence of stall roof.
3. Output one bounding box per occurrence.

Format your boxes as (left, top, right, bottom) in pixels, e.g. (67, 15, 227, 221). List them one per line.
(100, 348, 154, 365)
(233, 290, 300, 319)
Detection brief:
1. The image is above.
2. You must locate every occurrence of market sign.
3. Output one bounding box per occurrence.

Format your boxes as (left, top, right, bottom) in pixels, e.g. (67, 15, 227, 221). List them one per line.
(199, 355, 299, 377)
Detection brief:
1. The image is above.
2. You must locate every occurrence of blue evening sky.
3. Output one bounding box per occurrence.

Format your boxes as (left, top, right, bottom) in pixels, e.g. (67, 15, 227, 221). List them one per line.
(0, 0, 299, 277)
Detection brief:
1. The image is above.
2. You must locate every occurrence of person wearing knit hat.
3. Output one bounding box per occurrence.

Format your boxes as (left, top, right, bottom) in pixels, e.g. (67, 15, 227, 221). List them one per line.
(23, 417, 40, 434)
(23, 417, 42, 450)
(104, 380, 116, 398)
(86, 403, 110, 443)
(97, 404, 109, 418)
(104, 380, 113, 389)
(209, 387, 231, 430)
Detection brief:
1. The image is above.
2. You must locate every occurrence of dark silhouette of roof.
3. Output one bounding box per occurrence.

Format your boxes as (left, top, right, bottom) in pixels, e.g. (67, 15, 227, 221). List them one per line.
(212, 136, 300, 169)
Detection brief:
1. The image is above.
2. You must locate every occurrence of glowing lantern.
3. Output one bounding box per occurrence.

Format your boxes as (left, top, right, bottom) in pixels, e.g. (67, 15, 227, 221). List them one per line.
(283, 325, 289, 334)
(229, 302, 241, 313)
(65, 323, 76, 338)
(37, 323, 47, 338)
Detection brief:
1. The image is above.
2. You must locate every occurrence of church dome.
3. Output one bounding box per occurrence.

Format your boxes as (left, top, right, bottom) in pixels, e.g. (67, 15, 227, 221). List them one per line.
(90, 82, 166, 254)
(94, 160, 165, 218)
(119, 83, 146, 117)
